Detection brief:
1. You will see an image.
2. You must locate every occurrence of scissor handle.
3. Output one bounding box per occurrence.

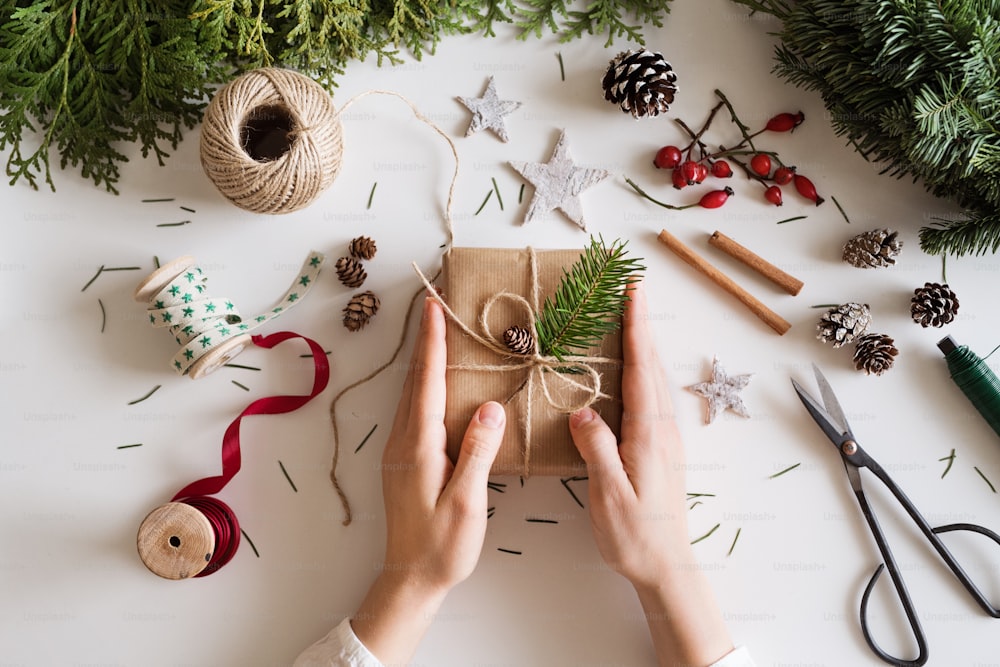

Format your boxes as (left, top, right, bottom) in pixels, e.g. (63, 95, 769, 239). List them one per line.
(854, 488, 928, 667)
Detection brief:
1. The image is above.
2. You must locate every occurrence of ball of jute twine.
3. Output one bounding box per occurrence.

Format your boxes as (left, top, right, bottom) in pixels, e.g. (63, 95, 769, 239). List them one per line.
(200, 68, 343, 214)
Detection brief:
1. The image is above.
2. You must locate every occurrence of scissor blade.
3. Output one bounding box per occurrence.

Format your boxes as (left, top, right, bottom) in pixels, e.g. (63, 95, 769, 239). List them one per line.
(811, 363, 851, 436)
(791, 377, 850, 446)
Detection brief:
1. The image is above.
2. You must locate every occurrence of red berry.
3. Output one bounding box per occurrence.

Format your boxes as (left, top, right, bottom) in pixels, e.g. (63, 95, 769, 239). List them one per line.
(773, 166, 795, 185)
(671, 167, 688, 190)
(750, 153, 772, 177)
(711, 160, 733, 178)
(699, 186, 734, 209)
(680, 160, 700, 185)
(654, 145, 683, 170)
(764, 185, 783, 206)
(765, 111, 805, 132)
(694, 163, 709, 183)
(793, 174, 824, 205)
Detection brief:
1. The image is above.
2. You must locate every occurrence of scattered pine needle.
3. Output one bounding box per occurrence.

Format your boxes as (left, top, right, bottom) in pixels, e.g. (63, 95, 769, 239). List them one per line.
(117, 443, 143, 449)
(487, 481, 507, 493)
(224, 363, 261, 371)
(231, 380, 250, 391)
(475, 189, 493, 215)
(180, 206, 196, 213)
(81, 265, 105, 292)
(98, 298, 106, 333)
(278, 460, 298, 492)
(561, 476, 587, 508)
(776, 215, 807, 225)
(831, 196, 850, 223)
(974, 466, 996, 493)
(769, 463, 801, 479)
(492, 177, 504, 210)
(497, 547, 522, 555)
(142, 197, 174, 203)
(556, 51, 565, 81)
(518, 183, 525, 204)
(156, 220, 191, 227)
(939, 448, 956, 478)
(367, 182, 377, 209)
(354, 424, 378, 454)
(487, 506, 496, 519)
(727, 527, 742, 557)
(526, 517, 558, 524)
(691, 523, 721, 545)
(127, 385, 161, 405)
(240, 529, 260, 557)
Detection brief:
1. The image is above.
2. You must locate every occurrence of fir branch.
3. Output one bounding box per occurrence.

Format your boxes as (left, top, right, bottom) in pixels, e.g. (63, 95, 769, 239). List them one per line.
(535, 236, 644, 362)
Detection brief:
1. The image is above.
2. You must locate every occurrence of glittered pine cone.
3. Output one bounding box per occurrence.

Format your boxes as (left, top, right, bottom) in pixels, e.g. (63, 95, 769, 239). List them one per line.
(349, 236, 377, 261)
(502, 325, 535, 355)
(816, 302, 872, 348)
(842, 228, 902, 268)
(911, 282, 959, 327)
(853, 333, 899, 376)
(343, 291, 380, 332)
(602, 49, 677, 119)
(335, 256, 367, 288)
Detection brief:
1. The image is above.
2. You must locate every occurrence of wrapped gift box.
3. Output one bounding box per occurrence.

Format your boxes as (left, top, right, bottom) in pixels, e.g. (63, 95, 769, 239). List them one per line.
(440, 247, 624, 476)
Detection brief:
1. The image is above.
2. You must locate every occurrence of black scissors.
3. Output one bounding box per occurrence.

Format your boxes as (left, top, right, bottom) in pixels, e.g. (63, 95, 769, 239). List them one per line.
(791, 364, 1000, 666)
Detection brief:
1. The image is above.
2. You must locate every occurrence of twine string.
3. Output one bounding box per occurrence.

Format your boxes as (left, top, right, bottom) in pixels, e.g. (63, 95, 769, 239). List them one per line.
(327, 89, 460, 525)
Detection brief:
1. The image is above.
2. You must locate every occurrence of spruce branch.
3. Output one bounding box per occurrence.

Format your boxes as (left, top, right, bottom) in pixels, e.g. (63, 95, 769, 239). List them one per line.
(535, 236, 644, 362)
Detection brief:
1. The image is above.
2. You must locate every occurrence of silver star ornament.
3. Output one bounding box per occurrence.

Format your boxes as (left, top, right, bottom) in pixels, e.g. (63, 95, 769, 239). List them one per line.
(686, 357, 752, 424)
(457, 76, 522, 143)
(508, 129, 611, 231)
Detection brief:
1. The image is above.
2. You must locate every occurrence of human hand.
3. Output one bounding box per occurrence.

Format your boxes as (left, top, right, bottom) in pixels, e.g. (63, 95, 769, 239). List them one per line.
(568, 282, 733, 665)
(352, 296, 506, 664)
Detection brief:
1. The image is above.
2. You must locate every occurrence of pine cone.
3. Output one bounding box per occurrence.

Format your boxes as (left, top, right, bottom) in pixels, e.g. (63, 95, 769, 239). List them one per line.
(502, 325, 535, 355)
(842, 228, 902, 268)
(349, 236, 377, 261)
(343, 291, 380, 332)
(853, 333, 899, 376)
(335, 257, 367, 288)
(817, 302, 872, 348)
(911, 282, 959, 327)
(602, 49, 678, 119)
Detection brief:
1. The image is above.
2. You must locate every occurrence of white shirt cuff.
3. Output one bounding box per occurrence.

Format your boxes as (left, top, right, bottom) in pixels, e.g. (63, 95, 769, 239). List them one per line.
(709, 646, 755, 667)
(292, 617, 384, 667)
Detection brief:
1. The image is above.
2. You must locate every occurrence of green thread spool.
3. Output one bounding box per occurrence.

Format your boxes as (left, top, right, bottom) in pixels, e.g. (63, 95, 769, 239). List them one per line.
(938, 336, 1000, 439)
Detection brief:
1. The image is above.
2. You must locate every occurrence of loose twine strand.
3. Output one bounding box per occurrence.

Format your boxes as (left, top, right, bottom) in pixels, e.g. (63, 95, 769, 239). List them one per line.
(328, 90, 457, 525)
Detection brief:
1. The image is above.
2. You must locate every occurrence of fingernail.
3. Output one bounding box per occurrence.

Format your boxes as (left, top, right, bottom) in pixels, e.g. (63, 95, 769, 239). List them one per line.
(571, 408, 595, 427)
(478, 401, 505, 429)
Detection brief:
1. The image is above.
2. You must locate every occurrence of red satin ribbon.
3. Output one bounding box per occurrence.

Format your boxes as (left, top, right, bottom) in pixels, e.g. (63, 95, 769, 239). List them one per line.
(172, 331, 330, 501)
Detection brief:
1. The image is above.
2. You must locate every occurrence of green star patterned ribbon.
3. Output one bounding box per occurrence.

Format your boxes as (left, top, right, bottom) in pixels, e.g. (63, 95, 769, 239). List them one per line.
(145, 252, 324, 375)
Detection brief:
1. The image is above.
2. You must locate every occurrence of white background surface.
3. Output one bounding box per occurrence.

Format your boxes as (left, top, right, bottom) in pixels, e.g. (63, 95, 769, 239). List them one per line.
(4, 1, 1000, 665)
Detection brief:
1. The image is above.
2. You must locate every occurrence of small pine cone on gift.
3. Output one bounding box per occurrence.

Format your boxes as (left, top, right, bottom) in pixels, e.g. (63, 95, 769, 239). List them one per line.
(911, 282, 959, 327)
(817, 302, 872, 348)
(349, 236, 377, 261)
(343, 291, 380, 332)
(335, 256, 367, 288)
(502, 325, 535, 355)
(853, 333, 899, 376)
(602, 49, 678, 119)
(842, 228, 903, 268)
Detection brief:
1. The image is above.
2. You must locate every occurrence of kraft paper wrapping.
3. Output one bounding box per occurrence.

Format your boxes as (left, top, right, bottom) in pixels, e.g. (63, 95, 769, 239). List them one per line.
(441, 247, 623, 476)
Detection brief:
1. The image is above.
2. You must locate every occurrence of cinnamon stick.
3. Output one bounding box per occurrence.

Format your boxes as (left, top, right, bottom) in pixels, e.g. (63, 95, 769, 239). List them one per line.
(708, 230, 804, 296)
(656, 229, 791, 335)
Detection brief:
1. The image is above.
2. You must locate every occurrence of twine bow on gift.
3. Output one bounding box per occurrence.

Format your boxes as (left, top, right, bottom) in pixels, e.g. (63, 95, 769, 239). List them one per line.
(413, 247, 620, 475)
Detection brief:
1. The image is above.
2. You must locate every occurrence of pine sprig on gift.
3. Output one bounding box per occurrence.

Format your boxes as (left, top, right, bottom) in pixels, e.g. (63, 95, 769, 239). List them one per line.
(535, 236, 644, 362)
(732, 0, 1000, 256)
